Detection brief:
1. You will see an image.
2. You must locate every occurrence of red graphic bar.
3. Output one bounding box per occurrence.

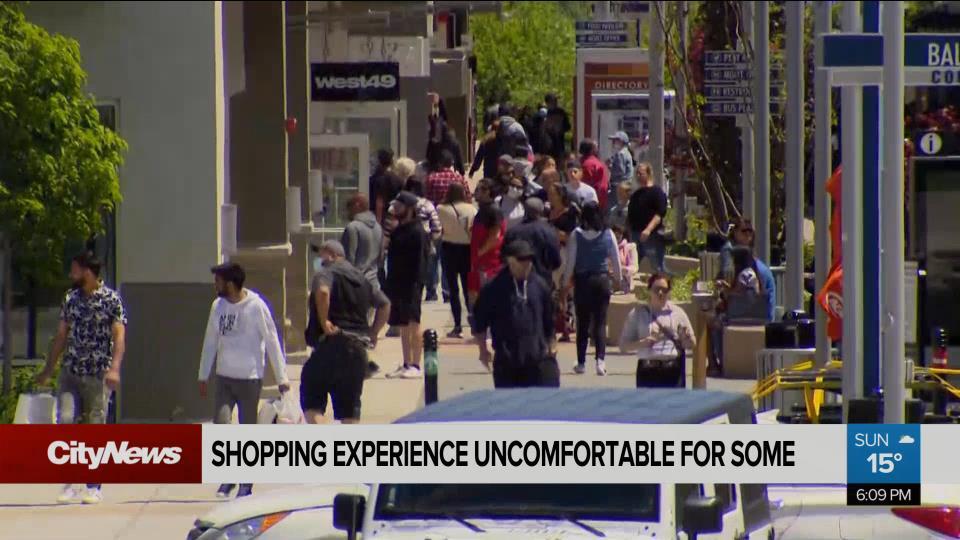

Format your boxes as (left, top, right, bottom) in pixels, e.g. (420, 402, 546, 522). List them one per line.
(0, 425, 202, 483)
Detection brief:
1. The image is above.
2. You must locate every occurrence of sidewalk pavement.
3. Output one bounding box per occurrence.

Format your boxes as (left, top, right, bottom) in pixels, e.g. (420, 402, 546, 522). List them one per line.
(0, 293, 753, 539)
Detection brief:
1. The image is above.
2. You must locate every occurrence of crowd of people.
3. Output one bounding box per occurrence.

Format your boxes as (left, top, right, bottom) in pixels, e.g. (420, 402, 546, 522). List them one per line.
(35, 93, 775, 505)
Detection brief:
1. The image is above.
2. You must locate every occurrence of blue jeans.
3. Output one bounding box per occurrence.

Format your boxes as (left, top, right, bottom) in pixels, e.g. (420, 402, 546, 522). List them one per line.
(636, 233, 667, 274)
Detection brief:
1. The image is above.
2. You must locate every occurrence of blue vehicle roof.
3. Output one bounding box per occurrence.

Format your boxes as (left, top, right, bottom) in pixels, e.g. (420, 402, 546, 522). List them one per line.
(394, 388, 756, 425)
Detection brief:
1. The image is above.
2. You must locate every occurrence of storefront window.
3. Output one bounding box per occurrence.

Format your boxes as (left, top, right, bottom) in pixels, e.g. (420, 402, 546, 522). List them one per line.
(310, 146, 362, 229)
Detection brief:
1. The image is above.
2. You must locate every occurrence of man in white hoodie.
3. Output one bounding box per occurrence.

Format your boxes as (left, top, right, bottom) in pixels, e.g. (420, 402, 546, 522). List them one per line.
(198, 262, 290, 499)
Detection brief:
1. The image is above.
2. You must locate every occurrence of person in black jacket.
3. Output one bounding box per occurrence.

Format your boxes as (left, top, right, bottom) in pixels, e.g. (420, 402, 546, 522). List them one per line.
(302, 240, 390, 424)
(503, 198, 562, 287)
(627, 163, 668, 274)
(384, 191, 429, 380)
(472, 240, 559, 388)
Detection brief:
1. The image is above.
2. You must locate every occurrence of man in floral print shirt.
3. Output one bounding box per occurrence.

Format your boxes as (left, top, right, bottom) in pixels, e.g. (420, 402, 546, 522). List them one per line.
(36, 252, 127, 505)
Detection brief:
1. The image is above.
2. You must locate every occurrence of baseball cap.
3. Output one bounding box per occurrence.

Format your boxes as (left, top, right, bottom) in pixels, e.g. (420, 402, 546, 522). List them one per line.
(394, 191, 419, 208)
(503, 239, 535, 261)
(608, 131, 630, 144)
(498, 154, 514, 165)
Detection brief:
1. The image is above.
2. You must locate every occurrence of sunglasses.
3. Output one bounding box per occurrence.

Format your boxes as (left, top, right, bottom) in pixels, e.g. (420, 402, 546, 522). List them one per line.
(652, 286, 671, 295)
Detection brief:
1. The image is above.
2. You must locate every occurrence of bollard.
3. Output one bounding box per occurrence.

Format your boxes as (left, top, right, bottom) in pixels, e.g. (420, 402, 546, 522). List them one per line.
(931, 327, 949, 416)
(423, 329, 439, 405)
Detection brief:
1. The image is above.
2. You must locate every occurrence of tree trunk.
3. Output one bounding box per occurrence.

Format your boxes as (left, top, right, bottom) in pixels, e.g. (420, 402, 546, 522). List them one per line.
(2, 236, 12, 395)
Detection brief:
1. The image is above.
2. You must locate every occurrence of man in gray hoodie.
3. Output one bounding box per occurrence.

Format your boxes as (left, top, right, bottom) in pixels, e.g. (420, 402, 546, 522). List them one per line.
(341, 194, 383, 291)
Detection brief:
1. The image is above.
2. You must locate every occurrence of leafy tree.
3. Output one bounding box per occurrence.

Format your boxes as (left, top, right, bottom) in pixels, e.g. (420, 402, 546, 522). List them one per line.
(0, 3, 126, 393)
(470, 1, 590, 130)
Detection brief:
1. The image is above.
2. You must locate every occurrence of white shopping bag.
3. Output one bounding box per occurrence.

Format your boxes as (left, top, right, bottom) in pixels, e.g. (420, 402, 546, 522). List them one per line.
(13, 393, 57, 424)
(257, 391, 304, 425)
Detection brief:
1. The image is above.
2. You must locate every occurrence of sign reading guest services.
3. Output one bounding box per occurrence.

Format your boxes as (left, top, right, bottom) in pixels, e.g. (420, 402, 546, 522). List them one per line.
(310, 62, 400, 102)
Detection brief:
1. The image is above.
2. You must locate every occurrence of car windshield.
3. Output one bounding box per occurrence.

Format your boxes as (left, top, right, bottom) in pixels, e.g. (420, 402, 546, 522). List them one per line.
(374, 484, 659, 522)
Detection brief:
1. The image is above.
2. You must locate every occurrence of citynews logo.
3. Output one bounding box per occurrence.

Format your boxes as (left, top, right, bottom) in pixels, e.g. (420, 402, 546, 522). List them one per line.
(47, 441, 182, 470)
(314, 74, 397, 90)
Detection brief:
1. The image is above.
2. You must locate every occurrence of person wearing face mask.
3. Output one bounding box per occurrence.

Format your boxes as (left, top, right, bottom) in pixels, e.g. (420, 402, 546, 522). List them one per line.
(302, 241, 390, 425)
(497, 175, 527, 231)
(472, 240, 559, 388)
(619, 273, 696, 388)
(195, 261, 291, 499)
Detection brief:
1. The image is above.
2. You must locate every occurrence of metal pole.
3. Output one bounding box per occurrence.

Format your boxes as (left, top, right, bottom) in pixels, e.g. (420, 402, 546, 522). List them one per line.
(814, 1, 833, 367)
(785, 0, 805, 311)
(675, 0, 688, 240)
(753, 0, 771, 263)
(841, 0, 864, 421)
(861, 0, 882, 400)
(740, 1, 755, 224)
(650, 1, 665, 189)
(881, 0, 905, 424)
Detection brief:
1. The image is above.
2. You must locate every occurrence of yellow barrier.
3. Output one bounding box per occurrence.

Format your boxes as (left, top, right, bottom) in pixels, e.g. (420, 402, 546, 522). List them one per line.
(751, 361, 960, 423)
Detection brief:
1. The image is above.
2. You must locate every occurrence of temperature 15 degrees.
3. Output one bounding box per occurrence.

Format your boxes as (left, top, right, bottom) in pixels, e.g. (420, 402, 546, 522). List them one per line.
(867, 452, 903, 474)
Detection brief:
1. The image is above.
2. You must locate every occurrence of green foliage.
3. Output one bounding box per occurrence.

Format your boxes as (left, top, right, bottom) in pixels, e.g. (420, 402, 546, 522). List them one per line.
(0, 4, 126, 286)
(803, 241, 815, 272)
(666, 206, 710, 258)
(470, 1, 588, 131)
(0, 363, 58, 423)
(634, 267, 700, 304)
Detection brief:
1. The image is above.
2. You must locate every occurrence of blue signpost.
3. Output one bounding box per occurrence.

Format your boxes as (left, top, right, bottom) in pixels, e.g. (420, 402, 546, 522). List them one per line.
(703, 50, 784, 118)
(820, 14, 960, 421)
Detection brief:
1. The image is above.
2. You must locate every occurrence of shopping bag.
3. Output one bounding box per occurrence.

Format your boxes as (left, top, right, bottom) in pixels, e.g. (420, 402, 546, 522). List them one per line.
(13, 393, 57, 424)
(257, 391, 304, 425)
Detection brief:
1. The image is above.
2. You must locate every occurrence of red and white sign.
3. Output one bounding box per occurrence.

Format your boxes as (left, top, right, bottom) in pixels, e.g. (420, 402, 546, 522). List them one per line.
(0, 425, 202, 484)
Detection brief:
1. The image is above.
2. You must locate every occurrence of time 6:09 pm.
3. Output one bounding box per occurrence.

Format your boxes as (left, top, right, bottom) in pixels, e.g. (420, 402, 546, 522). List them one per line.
(855, 487, 913, 503)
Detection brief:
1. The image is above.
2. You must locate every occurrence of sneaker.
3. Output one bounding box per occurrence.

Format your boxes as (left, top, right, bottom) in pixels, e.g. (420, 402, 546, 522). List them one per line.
(385, 365, 408, 379)
(397, 365, 422, 379)
(446, 327, 463, 339)
(81, 487, 103, 505)
(596, 360, 607, 376)
(216, 484, 236, 499)
(385, 326, 400, 338)
(425, 293, 439, 303)
(57, 485, 82, 505)
(236, 484, 253, 498)
(573, 364, 586, 375)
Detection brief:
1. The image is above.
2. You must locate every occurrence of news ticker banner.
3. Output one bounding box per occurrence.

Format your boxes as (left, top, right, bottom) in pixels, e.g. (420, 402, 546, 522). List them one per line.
(0, 424, 956, 503)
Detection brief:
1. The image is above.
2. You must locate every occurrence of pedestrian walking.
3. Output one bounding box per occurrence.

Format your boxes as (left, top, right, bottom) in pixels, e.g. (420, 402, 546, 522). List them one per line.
(563, 157, 598, 206)
(341, 194, 383, 292)
(384, 191, 430, 379)
(472, 240, 559, 388)
(426, 150, 472, 207)
(197, 262, 290, 499)
(302, 241, 390, 424)
(578, 139, 610, 211)
(606, 130, 635, 204)
(619, 273, 695, 388)
(562, 201, 622, 376)
(467, 178, 505, 307)
(503, 197, 562, 287)
(497, 174, 527, 231)
(627, 162, 669, 274)
(370, 149, 403, 224)
(469, 121, 501, 180)
(383, 173, 443, 301)
(493, 154, 515, 198)
(546, 181, 580, 342)
(543, 93, 571, 163)
(35, 252, 127, 505)
(437, 183, 477, 338)
(608, 182, 632, 233)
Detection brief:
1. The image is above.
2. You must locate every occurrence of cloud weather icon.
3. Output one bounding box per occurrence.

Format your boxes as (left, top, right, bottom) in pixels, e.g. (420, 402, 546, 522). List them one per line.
(898, 435, 916, 445)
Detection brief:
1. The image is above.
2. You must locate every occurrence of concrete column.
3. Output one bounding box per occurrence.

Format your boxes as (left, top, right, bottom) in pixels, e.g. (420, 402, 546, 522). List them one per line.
(230, 1, 289, 249)
(285, 0, 310, 353)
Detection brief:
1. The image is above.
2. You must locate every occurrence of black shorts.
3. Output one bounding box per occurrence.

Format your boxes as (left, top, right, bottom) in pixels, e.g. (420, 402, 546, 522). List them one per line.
(300, 333, 368, 420)
(492, 356, 561, 388)
(387, 285, 423, 326)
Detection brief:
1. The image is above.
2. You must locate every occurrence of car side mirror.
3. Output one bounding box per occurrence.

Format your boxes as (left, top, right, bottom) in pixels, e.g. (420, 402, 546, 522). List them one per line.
(681, 495, 723, 538)
(333, 493, 365, 539)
